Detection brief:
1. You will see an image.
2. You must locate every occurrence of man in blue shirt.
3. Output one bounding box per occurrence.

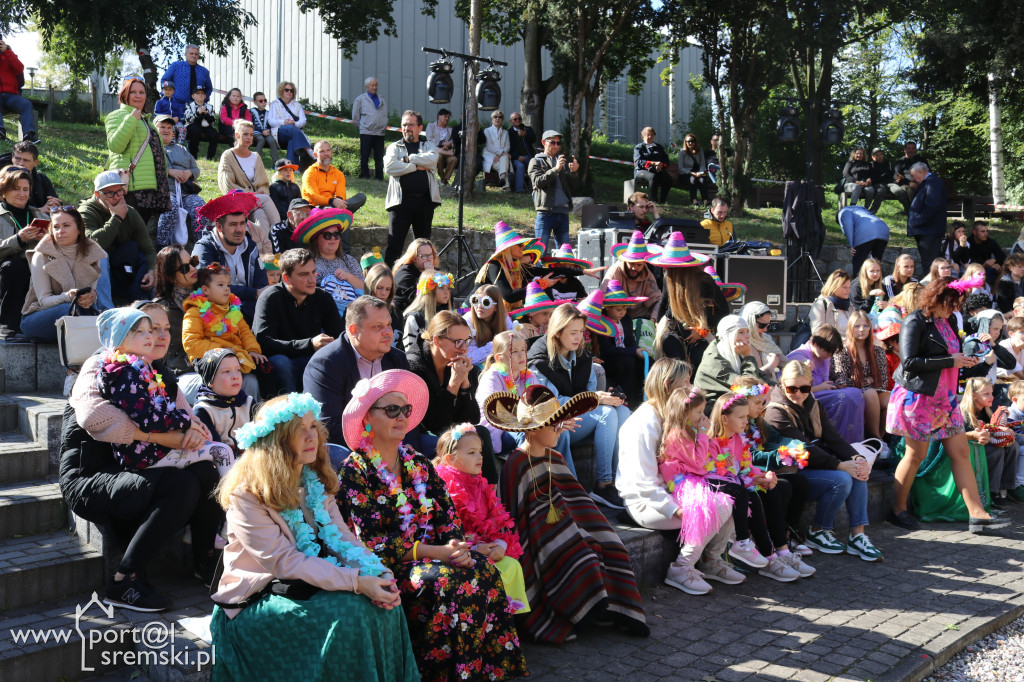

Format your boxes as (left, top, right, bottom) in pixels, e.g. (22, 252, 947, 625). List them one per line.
(838, 204, 890, 274)
(160, 45, 213, 110)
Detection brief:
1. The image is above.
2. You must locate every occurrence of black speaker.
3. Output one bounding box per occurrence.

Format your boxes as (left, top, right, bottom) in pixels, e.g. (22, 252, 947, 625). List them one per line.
(645, 217, 711, 247)
(721, 254, 787, 318)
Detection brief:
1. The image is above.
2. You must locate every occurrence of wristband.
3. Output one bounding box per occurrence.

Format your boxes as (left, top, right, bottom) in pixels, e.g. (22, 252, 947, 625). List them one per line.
(412, 540, 420, 562)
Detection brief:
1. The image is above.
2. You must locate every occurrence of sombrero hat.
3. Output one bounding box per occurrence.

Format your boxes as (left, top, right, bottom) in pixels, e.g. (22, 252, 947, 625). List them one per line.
(603, 279, 648, 306)
(521, 238, 545, 264)
(490, 220, 532, 259)
(292, 208, 353, 245)
(197, 191, 261, 224)
(704, 265, 746, 302)
(542, 244, 593, 269)
(648, 232, 710, 268)
(576, 289, 616, 336)
(874, 322, 900, 341)
(610, 230, 658, 262)
(484, 385, 599, 433)
(341, 370, 429, 450)
(510, 281, 561, 319)
(360, 247, 384, 271)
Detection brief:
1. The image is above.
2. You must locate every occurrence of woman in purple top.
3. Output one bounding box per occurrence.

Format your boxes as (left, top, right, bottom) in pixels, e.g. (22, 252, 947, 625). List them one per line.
(786, 324, 866, 443)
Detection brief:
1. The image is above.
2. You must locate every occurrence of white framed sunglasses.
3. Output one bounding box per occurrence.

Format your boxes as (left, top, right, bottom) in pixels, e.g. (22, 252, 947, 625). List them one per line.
(470, 295, 496, 310)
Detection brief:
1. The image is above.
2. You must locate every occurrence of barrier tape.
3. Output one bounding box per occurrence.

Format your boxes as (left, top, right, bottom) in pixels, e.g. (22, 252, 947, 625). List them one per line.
(996, 204, 1024, 212)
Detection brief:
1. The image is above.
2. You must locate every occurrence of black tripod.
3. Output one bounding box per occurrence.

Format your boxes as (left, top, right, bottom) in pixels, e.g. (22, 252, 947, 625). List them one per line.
(423, 47, 508, 298)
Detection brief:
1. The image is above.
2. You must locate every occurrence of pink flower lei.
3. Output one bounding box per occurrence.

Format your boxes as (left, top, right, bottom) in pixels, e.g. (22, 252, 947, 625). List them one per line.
(495, 362, 535, 395)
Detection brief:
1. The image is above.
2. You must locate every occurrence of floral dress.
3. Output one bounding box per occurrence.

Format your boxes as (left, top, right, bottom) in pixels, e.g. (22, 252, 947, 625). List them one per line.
(337, 448, 527, 681)
(886, 317, 965, 441)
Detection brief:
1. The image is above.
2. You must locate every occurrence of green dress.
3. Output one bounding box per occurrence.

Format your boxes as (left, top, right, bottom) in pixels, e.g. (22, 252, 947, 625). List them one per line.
(892, 437, 992, 522)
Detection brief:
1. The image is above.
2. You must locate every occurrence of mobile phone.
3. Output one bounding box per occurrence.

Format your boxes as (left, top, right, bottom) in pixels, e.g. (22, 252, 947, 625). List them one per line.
(76, 286, 92, 296)
(30, 218, 50, 229)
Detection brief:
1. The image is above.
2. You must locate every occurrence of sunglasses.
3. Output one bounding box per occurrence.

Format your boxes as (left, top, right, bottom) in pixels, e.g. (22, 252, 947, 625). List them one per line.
(255, 99, 267, 104)
(548, 140, 562, 145)
(54, 205, 77, 213)
(511, 118, 521, 121)
(470, 295, 496, 309)
(370, 404, 414, 419)
(176, 254, 200, 275)
(493, 115, 504, 119)
(283, 88, 295, 92)
(784, 385, 812, 395)
(757, 322, 770, 330)
(319, 231, 343, 240)
(438, 336, 470, 349)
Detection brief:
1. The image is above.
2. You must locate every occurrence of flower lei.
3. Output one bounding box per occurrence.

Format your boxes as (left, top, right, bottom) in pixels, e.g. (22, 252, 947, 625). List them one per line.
(417, 271, 455, 295)
(280, 466, 388, 576)
(186, 290, 244, 337)
(730, 382, 770, 398)
(102, 352, 169, 409)
(737, 442, 767, 492)
(494, 362, 536, 396)
(361, 424, 435, 543)
(777, 444, 809, 469)
(235, 393, 322, 449)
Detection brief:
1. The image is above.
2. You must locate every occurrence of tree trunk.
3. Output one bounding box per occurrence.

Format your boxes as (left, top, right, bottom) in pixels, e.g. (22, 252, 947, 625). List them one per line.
(520, 19, 550, 133)
(134, 38, 158, 112)
(461, 0, 482, 194)
(988, 72, 1006, 204)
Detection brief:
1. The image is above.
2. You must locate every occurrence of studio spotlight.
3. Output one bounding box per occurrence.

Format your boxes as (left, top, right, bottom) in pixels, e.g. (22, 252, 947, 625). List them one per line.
(777, 105, 801, 143)
(427, 59, 454, 104)
(475, 67, 502, 111)
(820, 106, 845, 146)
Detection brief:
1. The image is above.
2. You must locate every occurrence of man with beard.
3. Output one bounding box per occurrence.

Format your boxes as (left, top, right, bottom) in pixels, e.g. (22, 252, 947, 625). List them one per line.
(383, 110, 441, 266)
(601, 230, 662, 321)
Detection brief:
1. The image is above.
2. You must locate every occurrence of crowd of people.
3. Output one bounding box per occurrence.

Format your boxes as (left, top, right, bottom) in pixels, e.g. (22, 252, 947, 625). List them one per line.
(0, 59, 1017, 678)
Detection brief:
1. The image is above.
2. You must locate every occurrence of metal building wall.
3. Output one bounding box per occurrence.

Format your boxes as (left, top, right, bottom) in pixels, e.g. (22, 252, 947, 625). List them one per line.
(204, 0, 699, 139)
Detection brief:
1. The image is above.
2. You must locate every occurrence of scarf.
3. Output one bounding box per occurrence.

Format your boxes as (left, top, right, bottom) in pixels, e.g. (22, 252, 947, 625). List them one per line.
(828, 295, 850, 311)
(195, 384, 250, 409)
(435, 464, 523, 559)
(740, 302, 784, 359)
(172, 286, 190, 311)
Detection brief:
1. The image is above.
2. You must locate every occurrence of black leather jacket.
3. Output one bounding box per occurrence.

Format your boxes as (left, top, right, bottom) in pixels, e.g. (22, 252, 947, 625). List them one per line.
(892, 310, 958, 396)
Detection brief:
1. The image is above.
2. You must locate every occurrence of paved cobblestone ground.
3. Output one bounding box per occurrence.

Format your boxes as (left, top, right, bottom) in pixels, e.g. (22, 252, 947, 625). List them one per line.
(521, 511, 1024, 681)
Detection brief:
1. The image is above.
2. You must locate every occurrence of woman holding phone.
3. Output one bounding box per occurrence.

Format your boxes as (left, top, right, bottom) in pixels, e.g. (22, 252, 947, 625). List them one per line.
(0, 165, 47, 339)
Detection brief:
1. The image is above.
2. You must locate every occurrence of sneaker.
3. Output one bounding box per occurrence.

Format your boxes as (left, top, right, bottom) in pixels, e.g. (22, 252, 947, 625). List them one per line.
(664, 562, 713, 595)
(781, 553, 816, 577)
(757, 555, 801, 582)
(24, 133, 40, 144)
(103, 575, 170, 612)
(846, 533, 883, 562)
(728, 539, 770, 568)
(701, 559, 746, 585)
(805, 528, 846, 554)
(789, 540, 813, 556)
(589, 485, 625, 510)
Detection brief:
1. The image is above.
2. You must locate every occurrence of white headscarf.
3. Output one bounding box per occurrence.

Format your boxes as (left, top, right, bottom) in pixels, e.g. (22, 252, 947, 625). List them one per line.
(716, 314, 748, 373)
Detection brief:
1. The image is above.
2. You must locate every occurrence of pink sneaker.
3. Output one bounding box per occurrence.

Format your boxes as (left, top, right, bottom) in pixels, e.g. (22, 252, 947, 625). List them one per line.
(728, 539, 769, 568)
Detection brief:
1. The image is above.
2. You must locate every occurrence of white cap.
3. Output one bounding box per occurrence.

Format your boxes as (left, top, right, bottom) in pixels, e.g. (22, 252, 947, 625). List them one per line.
(94, 170, 125, 192)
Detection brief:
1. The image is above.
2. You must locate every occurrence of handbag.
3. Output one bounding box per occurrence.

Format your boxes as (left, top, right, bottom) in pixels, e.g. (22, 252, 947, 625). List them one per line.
(850, 437, 885, 468)
(173, 181, 190, 245)
(180, 178, 202, 195)
(56, 308, 101, 368)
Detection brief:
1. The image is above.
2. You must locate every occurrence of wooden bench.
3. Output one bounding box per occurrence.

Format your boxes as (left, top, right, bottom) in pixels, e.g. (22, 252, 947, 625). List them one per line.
(749, 183, 786, 208)
(1, 97, 48, 140)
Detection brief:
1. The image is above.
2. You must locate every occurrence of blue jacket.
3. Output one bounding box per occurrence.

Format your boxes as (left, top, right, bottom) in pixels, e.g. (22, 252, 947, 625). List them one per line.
(838, 205, 890, 247)
(303, 332, 409, 446)
(191, 230, 268, 321)
(154, 96, 185, 121)
(160, 60, 213, 108)
(908, 173, 947, 237)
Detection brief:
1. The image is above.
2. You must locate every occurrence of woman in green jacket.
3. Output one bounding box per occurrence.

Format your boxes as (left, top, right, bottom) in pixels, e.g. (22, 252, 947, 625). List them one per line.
(105, 78, 170, 228)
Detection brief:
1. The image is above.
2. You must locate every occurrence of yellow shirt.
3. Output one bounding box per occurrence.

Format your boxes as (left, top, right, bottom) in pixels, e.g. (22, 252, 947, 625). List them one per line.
(301, 164, 347, 206)
(701, 218, 734, 246)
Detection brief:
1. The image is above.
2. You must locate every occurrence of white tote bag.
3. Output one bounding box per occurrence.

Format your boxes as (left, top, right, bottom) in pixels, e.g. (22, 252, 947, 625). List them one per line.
(173, 181, 190, 246)
(56, 315, 101, 368)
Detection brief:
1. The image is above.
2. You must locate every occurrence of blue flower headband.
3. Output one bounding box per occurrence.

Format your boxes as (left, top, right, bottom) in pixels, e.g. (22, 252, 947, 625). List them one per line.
(235, 393, 323, 450)
(447, 423, 477, 453)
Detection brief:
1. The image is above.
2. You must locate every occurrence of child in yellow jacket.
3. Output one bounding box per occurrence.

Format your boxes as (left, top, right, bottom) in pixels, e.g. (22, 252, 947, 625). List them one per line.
(182, 263, 267, 378)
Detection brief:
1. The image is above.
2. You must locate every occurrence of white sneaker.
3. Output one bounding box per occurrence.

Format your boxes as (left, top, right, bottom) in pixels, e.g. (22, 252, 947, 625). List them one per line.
(781, 552, 816, 577)
(757, 555, 801, 582)
(728, 539, 770, 568)
(701, 559, 746, 585)
(789, 540, 813, 556)
(664, 562, 713, 595)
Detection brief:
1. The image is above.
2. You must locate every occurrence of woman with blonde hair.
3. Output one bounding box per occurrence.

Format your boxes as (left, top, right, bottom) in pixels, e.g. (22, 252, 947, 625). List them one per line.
(877, 281, 923, 329)
(364, 262, 403, 338)
(267, 81, 313, 166)
(463, 283, 511, 364)
(216, 119, 279, 254)
(849, 258, 886, 313)
(809, 269, 853, 334)
(883, 253, 918, 299)
(401, 269, 454, 353)
(740, 301, 784, 380)
(832, 310, 890, 440)
(393, 237, 438, 313)
(210, 393, 419, 680)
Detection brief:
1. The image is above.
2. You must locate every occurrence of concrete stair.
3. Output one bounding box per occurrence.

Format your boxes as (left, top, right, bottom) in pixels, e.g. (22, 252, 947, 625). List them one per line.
(0, 342, 67, 394)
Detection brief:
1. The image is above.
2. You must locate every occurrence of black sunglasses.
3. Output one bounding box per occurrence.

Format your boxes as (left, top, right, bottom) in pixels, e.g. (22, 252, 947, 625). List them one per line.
(548, 140, 562, 145)
(370, 404, 414, 419)
(757, 322, 770, 330)
(176, 254, 200, 275)
(784, 385, 812, 395)
(283, 88, 295, 92)
(319, 231, 343, 240)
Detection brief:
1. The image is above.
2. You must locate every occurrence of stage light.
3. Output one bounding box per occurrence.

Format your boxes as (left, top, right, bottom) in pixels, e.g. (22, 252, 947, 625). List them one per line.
(427, 59, 454, 104)
(475, 68, 502, 111)
(820, 106, 845, 146)
(777, 105, 801, 143)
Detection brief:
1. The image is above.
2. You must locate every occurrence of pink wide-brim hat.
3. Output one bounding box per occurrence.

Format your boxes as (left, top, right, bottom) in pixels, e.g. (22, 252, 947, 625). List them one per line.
(342, 370, 430, 450)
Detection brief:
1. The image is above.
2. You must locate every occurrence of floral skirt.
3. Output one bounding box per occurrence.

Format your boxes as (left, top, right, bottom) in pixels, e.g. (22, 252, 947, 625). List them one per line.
(887, 384, 965, 442)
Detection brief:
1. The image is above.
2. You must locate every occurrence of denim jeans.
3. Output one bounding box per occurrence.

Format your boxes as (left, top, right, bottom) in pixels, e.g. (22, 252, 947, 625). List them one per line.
(534, 212, 570, 252)
(512, 158, 528, 192)
(0, 93, 36, 136)
(21, 302, 73, 342)
(96, 259, 115, 311)
(267, 354, 311, 394)
(570, 403, 632, 484)
(277, 125, 312, 165)
(798, 468, 869, 531)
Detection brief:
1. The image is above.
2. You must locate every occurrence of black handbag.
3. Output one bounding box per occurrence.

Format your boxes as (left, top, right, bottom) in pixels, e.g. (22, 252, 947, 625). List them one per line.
(180, 178, 202, 195)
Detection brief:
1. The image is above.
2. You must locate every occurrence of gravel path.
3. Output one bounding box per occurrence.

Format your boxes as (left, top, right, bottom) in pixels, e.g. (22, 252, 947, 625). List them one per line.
(927, 612, 1024, 682)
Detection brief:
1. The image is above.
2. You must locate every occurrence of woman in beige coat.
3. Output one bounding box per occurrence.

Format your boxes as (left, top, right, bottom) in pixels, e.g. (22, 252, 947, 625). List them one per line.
(217, 119, 279, 255)
(21, 207, 105, 342)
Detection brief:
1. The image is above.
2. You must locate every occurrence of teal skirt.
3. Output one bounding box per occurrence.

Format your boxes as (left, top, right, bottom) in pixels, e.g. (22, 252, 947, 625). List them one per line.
(211, 589, 420, 682)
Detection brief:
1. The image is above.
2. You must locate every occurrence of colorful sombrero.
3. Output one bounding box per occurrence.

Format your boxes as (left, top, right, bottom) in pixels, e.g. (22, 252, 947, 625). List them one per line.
(521, 238, 545, 264)
(491, 220, 532, 258)
(610, 230, 658, 262)
(648, 231, 710, 268)
(484, 386, 600, 433)
(704, 265, 746, 302)
(542, 244, 593, 269)
(509, 281, 561, 319)
(360, 247, 384, 271)
(197, 191, 261, 224)
(603, 279, 648, 307)
(292, 207, 353, 245)
(576, 289, 616, 336)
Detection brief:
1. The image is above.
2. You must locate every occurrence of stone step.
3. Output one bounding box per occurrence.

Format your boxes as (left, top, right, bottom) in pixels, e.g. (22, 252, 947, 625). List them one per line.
(0, 394, 70, 482)
(0, 480, 66, 540)
(0, 434, 50, 486)
(0, 342, 66, 394)
(0, 530, 106, 611)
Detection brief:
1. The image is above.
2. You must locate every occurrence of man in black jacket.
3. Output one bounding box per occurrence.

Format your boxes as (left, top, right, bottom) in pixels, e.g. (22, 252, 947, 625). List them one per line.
(892, 142, 929, 211)
(303, 295, 408, 447)
(867, 147, 894, 213)
(907, 163, 946, 271)
(969, 221, 1006, 286)
(9, 141, 60, 212)
(253, 248, 343, 394)
(507, 112, 537, 193)
(633, 127, 672, 203)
